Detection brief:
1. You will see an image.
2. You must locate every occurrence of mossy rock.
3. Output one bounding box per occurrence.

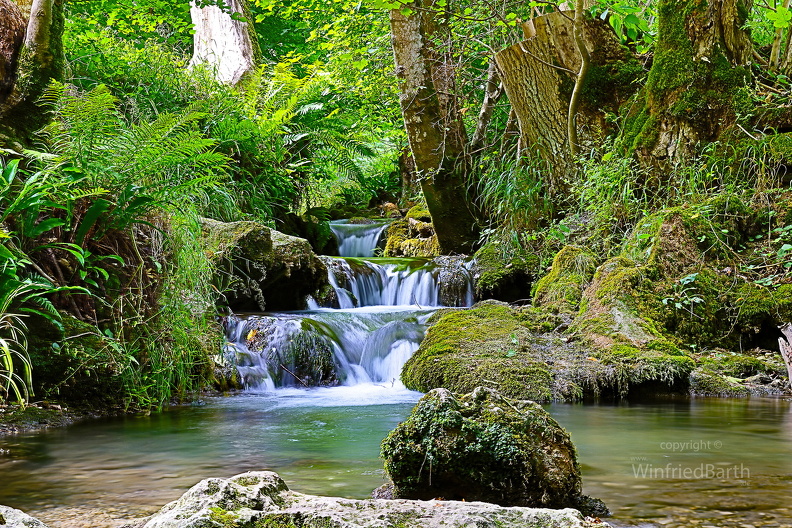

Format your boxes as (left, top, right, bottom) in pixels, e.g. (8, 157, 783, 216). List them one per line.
(201, 218, 329, 311)
(403, 300, 684, 401)
(532, 246, 597, 313)
(689, 368, 750, 397)
(472, 243, 537, 303)
(381, 387, 601, 512)
(383, 219, 440, 258)
(405, 205, 431, 222)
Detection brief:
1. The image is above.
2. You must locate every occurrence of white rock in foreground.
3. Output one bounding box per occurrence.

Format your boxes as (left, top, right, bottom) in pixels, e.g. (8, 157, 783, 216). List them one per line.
(0, 505, 49, 528)
(136, 471, 610, 528)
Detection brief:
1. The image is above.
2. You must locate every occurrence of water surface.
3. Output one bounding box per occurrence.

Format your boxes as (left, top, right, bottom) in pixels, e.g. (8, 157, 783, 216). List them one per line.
(2, 393, 791, 527)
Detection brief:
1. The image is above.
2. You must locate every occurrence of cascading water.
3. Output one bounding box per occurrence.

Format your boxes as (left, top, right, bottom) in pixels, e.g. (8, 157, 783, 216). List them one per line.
(328, 219, 391, 257)
(224, 218, 474, 392)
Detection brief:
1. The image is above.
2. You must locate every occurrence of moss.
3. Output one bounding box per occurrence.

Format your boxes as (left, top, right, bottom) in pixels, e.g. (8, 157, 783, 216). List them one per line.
(582, 58, 644, 109)
(383, 219, 440, 257)
(689, 368, 750, 397)
(209, 507, 241, 528)
(733, 282, 792, 331)
(254, 514, 340, 528)
(381, 387, 584, 508)
(473, 242, 537, 302)
(597, 344, 694, 393)
(532, 246, 597, 313)
(405, 205, 431, 222)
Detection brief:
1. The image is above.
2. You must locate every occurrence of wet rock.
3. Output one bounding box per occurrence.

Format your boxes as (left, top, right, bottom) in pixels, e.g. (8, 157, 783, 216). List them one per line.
(433, 256, 474, 307)
(381, 387, 606, 515)
(201, 218, 328, 311)
(0, 505, 50, 528)
(134, 470, 609, 528)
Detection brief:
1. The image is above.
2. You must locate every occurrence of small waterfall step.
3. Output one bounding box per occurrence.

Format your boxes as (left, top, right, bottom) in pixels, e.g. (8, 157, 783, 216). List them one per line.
(225, 308, 433, 391)
(319, 256, 474, 309)
(329, 219, 391, 257)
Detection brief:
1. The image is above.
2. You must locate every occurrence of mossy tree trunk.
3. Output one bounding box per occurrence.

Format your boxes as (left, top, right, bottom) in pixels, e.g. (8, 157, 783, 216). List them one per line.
(0, 0, 64, 149)
(189, 0, 262, 85)
(621, 0, 753, 167)
(390, 1, 481, 254)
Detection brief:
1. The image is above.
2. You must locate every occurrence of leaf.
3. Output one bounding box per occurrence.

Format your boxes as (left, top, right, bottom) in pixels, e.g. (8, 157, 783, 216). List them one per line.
(29, 218, 64, 238)
(75, 198, 112, 245)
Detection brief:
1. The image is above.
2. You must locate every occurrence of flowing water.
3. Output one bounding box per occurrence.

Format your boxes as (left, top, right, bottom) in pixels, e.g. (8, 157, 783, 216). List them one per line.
(1, 223, 791, 528)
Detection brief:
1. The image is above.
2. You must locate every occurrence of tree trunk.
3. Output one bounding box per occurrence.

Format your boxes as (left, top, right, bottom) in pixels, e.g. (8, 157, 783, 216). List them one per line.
(398, 147, 421, 201)
(0, 0, 26, 106)
(190, 0, 261, 85)
(495, 11, 632, 192)
(390, 1, 479, 254)
(623, 0, 753, 167)
(0, 0, 64, 149)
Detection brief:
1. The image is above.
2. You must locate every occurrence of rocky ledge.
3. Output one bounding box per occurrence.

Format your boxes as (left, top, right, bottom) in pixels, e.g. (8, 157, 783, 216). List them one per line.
(0, 472, 610, 528)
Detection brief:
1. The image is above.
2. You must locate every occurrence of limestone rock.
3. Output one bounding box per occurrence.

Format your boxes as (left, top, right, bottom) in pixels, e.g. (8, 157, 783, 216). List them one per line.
(0, 505, 50, 528)
(381, 387, 606, 515)
(135, 470, 609, 528)
(201, 218, 328, 311)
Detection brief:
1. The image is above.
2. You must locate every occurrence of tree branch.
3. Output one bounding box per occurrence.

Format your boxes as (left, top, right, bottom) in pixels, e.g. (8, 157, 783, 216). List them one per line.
(567, 1, 590, 158)
(470, 60, 504, 153)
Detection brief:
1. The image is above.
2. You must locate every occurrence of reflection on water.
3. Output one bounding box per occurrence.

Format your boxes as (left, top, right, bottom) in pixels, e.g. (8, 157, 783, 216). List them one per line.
(553, 397, 792, 527)
(0, 392, 790, 528)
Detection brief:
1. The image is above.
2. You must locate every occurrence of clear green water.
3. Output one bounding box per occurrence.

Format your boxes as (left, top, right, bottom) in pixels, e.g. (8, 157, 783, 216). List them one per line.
(0, 391, 790, 528)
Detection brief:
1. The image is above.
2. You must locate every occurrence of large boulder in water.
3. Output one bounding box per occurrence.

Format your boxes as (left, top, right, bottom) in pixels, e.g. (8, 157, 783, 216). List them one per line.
(380, 387, 606, 515)
(130, 470, 608, 528)
(201, 218, 328, 311)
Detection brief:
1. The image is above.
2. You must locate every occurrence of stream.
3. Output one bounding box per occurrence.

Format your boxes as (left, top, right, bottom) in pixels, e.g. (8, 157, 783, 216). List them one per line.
(0, 222, 791, 528)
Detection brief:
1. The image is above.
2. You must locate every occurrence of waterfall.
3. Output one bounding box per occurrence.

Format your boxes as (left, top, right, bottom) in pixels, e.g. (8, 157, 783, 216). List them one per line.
(320, 256, 474, 308)
(328, 220, 390, 257)
(224, 218, 475, 392)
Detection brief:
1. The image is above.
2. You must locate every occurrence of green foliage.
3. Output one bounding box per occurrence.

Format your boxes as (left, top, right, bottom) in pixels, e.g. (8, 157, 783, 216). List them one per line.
(591, 0, 658, 54)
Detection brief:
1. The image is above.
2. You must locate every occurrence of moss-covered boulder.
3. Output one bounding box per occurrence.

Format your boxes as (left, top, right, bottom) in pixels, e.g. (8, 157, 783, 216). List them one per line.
(571, 194, 792, 396)
(402, 300, 691, 400)
(201, 218, 328, 311)
(472, 242, 537, 302)
(533, 246, 597, 313)
(383, 206, 441, 257)
(381, 387, 606, 515)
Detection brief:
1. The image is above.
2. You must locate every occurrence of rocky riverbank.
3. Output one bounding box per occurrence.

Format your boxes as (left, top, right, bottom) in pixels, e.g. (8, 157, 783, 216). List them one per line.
(0, 471, 608, 528)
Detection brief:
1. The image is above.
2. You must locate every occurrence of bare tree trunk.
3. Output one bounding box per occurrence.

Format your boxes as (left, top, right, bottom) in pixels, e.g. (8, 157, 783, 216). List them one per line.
(190, 0, 261, 85)
(390, 0, 479, 254)
(780, 323, 792, 390)
(625, 0, 753, 167)
(495, 11, 630, 193)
